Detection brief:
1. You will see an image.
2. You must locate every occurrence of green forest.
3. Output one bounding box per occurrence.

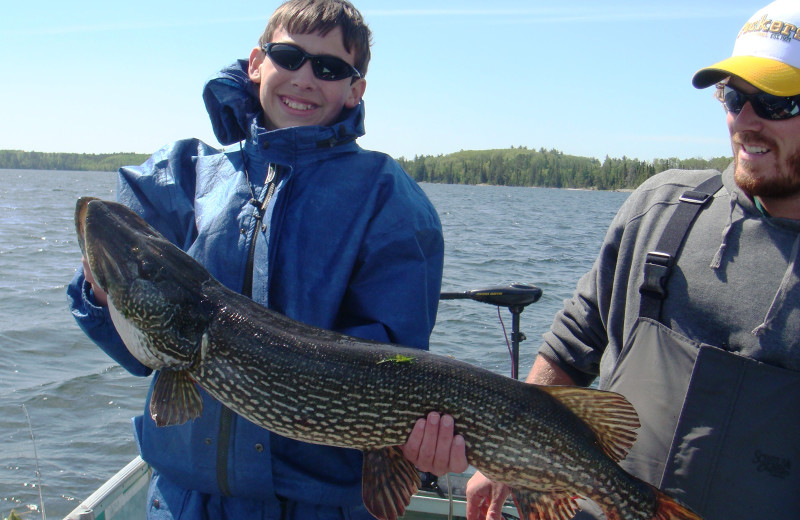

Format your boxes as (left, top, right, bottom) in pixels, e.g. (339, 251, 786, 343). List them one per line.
(1, 148, 731, 191)
(397, 147, 732, 190)
(0, 150, 151, 174)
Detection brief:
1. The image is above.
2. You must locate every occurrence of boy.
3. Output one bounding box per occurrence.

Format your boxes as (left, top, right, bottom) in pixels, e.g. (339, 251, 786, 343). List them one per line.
(69, 1, 464, 518)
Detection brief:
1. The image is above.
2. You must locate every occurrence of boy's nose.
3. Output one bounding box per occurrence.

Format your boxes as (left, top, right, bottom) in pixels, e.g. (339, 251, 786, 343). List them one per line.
(291, 61, 316, 87)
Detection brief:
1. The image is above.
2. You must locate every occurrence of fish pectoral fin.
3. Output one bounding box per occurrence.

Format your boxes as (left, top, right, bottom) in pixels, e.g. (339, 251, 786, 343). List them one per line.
(149, 370, 203, 427)
(537, 386, 640, 462)
(512, 488, 581, 520)
(361, 446, 421, 520)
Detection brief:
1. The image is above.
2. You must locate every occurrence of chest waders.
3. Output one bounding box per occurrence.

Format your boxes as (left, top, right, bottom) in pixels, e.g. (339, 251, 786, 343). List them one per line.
(583, 175, 800, 519)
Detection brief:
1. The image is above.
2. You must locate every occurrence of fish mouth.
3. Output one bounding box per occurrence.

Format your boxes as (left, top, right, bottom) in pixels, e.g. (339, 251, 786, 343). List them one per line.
(75, 196, 115, 293)
(74, 196, 94, 260)
(75, 197, 162, 294)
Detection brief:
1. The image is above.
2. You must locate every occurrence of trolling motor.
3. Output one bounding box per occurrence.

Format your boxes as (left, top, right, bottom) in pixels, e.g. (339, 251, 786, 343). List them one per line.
(440, 283, 542, 380)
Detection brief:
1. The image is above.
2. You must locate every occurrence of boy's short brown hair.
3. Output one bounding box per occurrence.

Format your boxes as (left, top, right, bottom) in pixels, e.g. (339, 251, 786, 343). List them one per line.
(259, 0, 372, 76)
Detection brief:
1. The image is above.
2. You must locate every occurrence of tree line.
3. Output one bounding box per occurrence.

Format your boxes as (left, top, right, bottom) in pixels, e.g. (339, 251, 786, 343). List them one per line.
(397, 147, 732, 190)
(0, 150, 150, 173)
(1, 148, 731, 191)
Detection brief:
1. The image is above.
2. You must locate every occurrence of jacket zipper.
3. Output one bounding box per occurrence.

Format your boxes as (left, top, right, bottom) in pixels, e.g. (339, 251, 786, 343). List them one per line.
(242, 163, 278, 298)
(217, 162, 278, 496)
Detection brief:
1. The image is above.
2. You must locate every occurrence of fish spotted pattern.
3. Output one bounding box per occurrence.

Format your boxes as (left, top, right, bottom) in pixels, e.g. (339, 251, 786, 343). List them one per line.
(75, 197, 704, 520)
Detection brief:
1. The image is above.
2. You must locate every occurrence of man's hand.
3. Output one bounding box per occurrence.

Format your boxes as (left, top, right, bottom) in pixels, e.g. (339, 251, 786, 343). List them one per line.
(402, 411, 468, 476)
(82, 256, 108, 306)
(466, 471, 511, 520)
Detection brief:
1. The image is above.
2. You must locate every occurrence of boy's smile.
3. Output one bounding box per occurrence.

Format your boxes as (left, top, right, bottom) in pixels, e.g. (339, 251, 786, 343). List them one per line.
(248, 27, 366, 130)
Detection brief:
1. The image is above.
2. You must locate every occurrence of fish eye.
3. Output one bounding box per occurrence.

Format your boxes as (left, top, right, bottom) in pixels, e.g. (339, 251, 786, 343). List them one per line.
(138, 259, 159, 279)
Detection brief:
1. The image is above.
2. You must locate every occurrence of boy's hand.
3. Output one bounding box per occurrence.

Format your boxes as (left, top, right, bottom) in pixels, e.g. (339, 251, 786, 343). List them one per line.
(402, 412, 468, 476)
(82, 256, 108, 307)
(466, 471, 511, 520)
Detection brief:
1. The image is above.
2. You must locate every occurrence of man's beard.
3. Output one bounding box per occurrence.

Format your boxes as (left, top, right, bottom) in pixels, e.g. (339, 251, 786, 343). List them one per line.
(733, 132, 800, 199)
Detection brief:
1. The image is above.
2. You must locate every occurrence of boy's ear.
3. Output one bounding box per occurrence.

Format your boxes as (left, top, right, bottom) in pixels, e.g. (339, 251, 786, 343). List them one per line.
(345, 78, 367, 109)
(248, 47, 265, 82)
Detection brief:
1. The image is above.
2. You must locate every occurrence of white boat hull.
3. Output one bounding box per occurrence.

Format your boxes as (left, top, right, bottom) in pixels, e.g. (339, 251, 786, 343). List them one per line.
(63, 457, 518, 520)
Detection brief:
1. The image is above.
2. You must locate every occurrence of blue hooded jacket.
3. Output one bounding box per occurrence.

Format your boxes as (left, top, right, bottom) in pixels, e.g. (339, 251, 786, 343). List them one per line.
(67, 59, 444, 508)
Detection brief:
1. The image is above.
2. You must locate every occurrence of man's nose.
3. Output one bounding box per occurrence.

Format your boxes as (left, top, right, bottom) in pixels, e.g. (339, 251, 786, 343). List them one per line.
(731, 100, 765, 131)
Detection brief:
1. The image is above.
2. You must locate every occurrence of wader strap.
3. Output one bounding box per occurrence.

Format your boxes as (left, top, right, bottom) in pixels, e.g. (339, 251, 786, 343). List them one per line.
(638, 175, 723, 321)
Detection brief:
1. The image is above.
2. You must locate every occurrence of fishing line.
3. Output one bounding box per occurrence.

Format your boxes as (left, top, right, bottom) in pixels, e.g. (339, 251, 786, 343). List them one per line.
(22, 404, 46, 520)
(496, 307, 515, 379)
(446, 472, 453, 520)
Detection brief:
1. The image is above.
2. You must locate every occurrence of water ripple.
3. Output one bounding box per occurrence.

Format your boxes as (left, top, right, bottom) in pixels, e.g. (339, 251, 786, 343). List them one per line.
(0, 170, 628, 518)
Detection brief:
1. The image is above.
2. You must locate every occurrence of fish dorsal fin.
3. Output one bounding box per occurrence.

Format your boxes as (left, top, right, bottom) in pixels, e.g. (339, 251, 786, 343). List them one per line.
(361, 446, 421, 520)
(538, 386, 640, 462)
(150, 370, 203, 427)
(512, 488, 581, 520)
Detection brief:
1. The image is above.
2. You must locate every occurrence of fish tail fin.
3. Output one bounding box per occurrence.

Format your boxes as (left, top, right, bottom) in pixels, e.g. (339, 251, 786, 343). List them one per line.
(652, 488, 705, 520)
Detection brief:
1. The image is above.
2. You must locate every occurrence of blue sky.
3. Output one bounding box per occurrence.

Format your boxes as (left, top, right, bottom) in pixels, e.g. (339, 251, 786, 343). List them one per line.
(2, 1, 761, 162)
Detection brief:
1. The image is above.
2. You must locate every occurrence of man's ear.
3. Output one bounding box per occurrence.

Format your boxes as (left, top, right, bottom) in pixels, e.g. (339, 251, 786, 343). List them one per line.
(248, 47, 265, 82)
(345, 78, 367, 109)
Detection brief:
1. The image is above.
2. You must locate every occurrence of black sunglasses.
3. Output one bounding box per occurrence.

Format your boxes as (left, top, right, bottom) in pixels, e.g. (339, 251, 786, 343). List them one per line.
(262, 42, 361, 81)
(716, 84, 800, 121)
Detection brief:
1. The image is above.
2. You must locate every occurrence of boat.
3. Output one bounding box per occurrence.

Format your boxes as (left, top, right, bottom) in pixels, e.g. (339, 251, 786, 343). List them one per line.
(63, 457, 519, 520)
(63, 285, 541, 520)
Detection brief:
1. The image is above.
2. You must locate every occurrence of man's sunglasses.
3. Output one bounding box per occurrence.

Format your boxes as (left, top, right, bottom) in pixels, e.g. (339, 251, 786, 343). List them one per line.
(262, 42, 362, 81)
(716, 84, 800, 121)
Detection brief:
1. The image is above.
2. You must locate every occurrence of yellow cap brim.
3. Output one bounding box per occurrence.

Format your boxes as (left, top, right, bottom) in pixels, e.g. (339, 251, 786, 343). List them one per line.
(692, 55, 800, 96)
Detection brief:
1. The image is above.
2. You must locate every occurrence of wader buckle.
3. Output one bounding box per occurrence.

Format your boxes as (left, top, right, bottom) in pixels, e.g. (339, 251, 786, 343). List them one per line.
(640, 251, 673, 299)
(679, 190, 713, 205)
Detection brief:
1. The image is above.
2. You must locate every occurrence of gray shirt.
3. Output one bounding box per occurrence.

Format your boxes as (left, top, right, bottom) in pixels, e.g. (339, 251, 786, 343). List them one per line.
(539, 163, 800, 388)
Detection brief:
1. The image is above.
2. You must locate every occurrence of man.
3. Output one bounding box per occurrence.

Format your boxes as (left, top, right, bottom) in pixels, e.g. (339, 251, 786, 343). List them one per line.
(68, 1, 465, 518)
(465, 1, 800, 518)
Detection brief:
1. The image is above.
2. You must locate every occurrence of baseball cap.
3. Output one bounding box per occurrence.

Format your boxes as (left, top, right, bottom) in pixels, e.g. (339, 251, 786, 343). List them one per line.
(692, 0, 800, 96)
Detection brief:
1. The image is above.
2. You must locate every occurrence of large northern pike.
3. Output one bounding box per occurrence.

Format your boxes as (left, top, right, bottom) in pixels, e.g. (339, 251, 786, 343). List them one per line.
(75, 197, 703, 520)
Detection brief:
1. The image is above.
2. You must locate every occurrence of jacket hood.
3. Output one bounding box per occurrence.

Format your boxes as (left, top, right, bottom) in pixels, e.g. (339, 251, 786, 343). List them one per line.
(202, 59, 365, 146)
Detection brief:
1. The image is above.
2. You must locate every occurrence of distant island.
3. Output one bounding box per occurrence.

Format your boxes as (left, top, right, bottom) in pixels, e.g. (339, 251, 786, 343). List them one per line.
(0, 148, 731, 191)
(397, 147, 731, 191)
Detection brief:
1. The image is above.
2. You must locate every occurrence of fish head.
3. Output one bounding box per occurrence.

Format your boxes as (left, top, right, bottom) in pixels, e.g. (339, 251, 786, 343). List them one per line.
(75, 197, 212, 371)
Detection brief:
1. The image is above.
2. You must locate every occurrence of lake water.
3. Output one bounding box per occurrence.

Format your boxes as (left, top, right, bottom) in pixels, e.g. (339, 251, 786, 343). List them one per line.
(0, 169, 628, 519)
